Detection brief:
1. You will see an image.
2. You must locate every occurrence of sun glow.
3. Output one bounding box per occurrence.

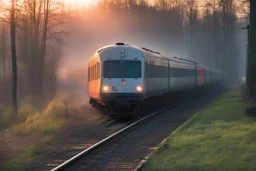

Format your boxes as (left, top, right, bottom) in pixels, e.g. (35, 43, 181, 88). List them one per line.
(63, 0, 97, 7)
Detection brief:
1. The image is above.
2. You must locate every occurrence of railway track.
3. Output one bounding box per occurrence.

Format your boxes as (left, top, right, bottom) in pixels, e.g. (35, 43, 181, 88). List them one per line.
(49, 84, 228, 171)
(51, 103, 178, 171)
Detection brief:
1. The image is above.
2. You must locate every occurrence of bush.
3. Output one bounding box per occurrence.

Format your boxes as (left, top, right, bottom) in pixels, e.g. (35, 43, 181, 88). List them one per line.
(0, 105, 13, 130)
(0, 98, 36, 130)
(13, 98, 70, 135)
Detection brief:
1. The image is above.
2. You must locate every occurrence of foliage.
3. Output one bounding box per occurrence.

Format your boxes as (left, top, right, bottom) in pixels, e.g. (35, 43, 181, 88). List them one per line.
(0, 0, 68, 105)
(13, 98, 70, 135)
(0, 96, 70, 134)
(0, 98, 70, 170)
(0, 99, 35, 131)
(0, 0, 243, 106)
(143, 88, 256, 171)
(0, 136, 54, 171)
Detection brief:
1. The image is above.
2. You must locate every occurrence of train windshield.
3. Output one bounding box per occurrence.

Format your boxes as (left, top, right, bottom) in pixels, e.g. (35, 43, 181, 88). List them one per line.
(104, 60, 141, 78)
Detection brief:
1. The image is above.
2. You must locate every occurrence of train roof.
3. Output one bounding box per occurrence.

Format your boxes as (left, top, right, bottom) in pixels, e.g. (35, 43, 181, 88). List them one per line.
(93, 43, 198, 66)
(139, 45, 195, 65)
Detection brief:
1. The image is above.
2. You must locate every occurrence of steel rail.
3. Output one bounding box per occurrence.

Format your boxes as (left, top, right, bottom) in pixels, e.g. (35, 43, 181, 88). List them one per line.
(51, 103, 178, 171)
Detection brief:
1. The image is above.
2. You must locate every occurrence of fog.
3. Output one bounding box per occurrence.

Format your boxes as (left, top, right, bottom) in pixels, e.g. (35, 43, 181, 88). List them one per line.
(55, 0, 246, 105)
(0, 0, 247, 106)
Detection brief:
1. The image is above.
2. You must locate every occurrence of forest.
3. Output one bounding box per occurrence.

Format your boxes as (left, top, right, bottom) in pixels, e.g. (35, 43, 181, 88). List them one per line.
(0, 0, 248, 117)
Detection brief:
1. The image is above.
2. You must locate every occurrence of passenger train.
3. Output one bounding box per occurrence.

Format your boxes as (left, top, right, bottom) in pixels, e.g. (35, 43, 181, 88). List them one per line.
(88, 43, 224, 116)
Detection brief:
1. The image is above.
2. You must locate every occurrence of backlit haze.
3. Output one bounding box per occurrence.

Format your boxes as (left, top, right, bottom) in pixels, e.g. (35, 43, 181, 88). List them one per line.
(63, 0, 97, 7)
(57, 0, 246, 104)
(63, 0, 206, 7)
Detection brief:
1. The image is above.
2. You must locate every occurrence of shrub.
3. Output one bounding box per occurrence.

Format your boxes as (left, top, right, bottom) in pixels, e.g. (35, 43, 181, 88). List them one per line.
(0, 98, 36, 130)
(13, 98, 70, 135)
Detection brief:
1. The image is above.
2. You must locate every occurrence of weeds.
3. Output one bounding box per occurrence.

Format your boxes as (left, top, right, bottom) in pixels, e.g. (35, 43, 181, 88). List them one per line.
(143, 87, 256, 171)
(0, 135, 54, 171)
(13, 98, 70, 135)
(0, 102, 35, 131)
(0, 98, 71, 171)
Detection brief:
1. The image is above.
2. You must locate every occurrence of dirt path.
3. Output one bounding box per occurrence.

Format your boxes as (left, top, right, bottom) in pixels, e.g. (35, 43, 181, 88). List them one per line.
(0, 130, 42, 162)
(24, 105, 127, 171)
(0, 104, 124, 171)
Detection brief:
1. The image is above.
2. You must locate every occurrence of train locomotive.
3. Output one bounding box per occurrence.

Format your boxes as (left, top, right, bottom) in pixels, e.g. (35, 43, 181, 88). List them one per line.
(88, 43, 224, 116)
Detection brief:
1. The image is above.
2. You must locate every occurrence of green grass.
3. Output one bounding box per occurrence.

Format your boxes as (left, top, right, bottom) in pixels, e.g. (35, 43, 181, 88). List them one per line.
(12, 98, 70, 135)
(0, 98, 70, 171)
(142, 87, 256, 171)
(0, 97, 36, 131)
(0, 136, 54, 171)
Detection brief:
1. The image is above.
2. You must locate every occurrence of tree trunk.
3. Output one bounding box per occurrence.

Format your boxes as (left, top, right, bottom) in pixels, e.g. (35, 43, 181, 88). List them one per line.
(249, 0, 256, 97)
(213, 1, 218, 69)
(37, 0, 49, 99)
(10, 0, 18, 117)
(1, 23, 6, 97)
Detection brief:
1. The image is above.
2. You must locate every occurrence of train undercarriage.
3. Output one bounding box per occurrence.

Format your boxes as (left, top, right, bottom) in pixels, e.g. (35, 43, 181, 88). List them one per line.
(89, 93, 173, 118)
(89, 98, 139, 118)
(89, 85, 215, 118)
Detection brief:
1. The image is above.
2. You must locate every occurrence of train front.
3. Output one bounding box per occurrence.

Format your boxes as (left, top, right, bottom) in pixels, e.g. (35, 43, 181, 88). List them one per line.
(99, 44, 145, 114)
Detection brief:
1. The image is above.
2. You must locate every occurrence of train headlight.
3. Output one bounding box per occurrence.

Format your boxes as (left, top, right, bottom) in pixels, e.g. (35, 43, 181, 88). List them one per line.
(136, 86, 143, 92)
(103, 86, 109, 92)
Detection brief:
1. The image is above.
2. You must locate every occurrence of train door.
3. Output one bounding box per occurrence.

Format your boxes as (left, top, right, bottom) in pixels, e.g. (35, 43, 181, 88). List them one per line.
(168, 61, 170, 90)
(195, 63, 198, 87)
(145, 57, 151, 92)
(210, 68, 212, 83)
(204, 68, 207, 84)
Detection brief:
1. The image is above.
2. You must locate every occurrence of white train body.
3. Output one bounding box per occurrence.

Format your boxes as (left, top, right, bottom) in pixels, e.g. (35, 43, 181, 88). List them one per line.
(88, 43, 224, 113)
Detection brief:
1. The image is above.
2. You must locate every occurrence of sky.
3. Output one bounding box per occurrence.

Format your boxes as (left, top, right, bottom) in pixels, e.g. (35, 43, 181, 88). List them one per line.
(63, 0, 206, 7)
(63, 0, 98, 6)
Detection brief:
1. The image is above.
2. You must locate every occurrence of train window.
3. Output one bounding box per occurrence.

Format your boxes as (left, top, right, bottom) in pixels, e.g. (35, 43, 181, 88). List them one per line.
(91, 65, 93, 80)
(125, 61, 141, 78)
(88, 67, 90, 81)
(154, 65, 156, 78)
(103, 60, 141, 78)
(146, 63, 149, 78)
(91, 66, 93, 80)
(95, 64, 97, 80)
(98, 63, 101, 79)
(92, 65, 94, 80)
(170, 68, 194, 77)
(104, 61, 123, 78)
(150, 64, 153, 78)
(96, 63, 98, 79)
(93, 65, 95, 80)
(92, 65, 95, 80)
(153, 65, 156, 78)
(94, 64, 96, 80)
(95, 64, 97, 79)
(97, 63, 100, 79)
(97, 63, 99, 79)
(151, 64, 154, 78)
(90, 66, 92, 81)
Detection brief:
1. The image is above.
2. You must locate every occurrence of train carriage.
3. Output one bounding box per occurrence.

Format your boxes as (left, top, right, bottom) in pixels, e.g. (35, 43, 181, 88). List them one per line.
(169, 57, 196, 91)
(88, 43, 224, 116)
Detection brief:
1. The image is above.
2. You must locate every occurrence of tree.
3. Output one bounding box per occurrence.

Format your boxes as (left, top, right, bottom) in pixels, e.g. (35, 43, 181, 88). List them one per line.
(10, 0, 18, 117)
(0, 21, 7, 97)
(248, 0, 256, 97)
(239, 0, 250, 17)
(185, 0, 199, 59)
(14, 0, 67, 101)
(205, 0, 219, 68)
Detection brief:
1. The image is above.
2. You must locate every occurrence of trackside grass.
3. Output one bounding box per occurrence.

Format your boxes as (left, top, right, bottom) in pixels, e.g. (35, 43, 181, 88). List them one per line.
(0, 136, 54, 171)
(12, 98, 70, 135)
(0, 98, 70, 171)
(142, 87, 256, 171)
